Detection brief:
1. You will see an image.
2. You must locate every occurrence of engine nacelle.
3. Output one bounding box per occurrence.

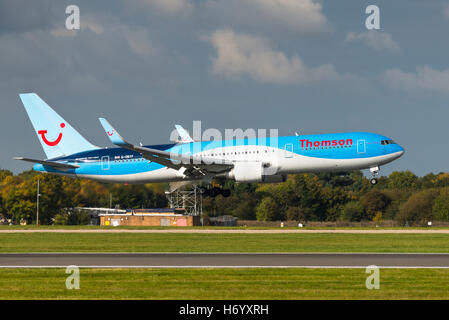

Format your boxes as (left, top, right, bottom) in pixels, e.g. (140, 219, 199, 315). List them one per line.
(229, 162, 263, 182)
(261, 174, 287, 183)
(228, 162, 285, 183)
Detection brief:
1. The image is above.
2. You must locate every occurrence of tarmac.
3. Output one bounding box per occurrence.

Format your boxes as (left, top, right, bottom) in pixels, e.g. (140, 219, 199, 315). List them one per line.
(1, 253, 448, 268)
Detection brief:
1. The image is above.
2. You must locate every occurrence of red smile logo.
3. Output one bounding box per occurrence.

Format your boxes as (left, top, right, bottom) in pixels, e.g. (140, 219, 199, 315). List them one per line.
(38, 123, 65, 146)
(107, 130, 114, 136)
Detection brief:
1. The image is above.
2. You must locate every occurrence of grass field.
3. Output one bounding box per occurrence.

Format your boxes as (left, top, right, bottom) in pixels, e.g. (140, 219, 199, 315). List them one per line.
(0, 268, 447, 299)
(2, 229, 447, 300)
(0, 232, 448, 253)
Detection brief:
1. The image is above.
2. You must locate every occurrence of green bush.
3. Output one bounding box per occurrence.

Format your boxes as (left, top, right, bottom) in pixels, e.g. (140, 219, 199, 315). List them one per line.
(256, 197, 281, 221)
(388, 170, 418, 189)
(433, 188, 449, 221)
(286, 206, 304, 221)
(340, 201, 365, 221)
(53, 214, 68, 225)
(361, 190, 391, 220)
(232, 200, 257, 220)
(382, 189, 412, 219)
(396, 189, 439, 226)
(67, 210, 91, 225)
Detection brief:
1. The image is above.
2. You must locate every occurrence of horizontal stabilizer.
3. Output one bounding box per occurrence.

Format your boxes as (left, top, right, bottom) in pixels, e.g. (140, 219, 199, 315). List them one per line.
(13, 157, 79, 170)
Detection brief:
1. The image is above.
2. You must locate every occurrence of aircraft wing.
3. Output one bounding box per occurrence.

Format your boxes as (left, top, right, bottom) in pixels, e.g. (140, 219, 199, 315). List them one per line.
(98, 118, 233, 177)
(13, 157, 80, 170)
(175, 125, 194, 143)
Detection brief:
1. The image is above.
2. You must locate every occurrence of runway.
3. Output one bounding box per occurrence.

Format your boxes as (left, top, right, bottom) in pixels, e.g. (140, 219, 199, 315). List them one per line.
(1, 253, 449, 268)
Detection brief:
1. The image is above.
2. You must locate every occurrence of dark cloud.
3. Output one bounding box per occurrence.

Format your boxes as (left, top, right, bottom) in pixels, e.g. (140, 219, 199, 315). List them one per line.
(0, 0, 58, 34)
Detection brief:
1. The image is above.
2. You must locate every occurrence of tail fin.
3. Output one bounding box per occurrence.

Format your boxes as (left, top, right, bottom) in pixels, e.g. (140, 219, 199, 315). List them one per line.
(19, 93, 99, 159)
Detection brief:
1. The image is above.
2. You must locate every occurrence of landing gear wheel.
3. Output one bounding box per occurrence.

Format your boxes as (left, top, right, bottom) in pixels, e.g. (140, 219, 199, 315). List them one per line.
(198, 187, 208, 195)
(207, 187, 221, 198)
(221, 189, 231, 197)
(369, 166, 380, 186)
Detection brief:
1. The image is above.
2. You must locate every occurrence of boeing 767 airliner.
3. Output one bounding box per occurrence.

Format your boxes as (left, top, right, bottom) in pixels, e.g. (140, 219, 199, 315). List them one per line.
(14, 93, 404, 197)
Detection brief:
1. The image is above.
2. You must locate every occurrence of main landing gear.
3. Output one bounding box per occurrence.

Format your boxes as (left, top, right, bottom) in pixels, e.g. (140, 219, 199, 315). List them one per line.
(199, 186, 231, 198)
(370, 166, 380, 185)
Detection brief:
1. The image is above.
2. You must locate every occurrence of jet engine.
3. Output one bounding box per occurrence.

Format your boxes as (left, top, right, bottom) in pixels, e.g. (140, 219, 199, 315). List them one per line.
(228, 162, 285, 183)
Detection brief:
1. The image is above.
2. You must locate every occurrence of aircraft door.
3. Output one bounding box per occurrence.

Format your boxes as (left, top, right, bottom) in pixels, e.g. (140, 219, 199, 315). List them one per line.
(101, 156, 110, 170)
(284, 143, 293, 158)
(357, 140, 366, 154)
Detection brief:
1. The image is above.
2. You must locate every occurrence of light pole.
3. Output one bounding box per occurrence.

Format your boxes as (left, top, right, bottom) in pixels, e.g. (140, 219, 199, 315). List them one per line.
(36, 178, 41, 226)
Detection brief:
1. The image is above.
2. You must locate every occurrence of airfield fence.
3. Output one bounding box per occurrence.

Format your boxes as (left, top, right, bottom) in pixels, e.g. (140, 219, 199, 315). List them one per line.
(236, 220, 449, 228)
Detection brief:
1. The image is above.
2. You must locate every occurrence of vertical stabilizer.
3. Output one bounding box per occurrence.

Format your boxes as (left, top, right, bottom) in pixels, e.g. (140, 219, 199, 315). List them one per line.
(19, 93, 98, 159)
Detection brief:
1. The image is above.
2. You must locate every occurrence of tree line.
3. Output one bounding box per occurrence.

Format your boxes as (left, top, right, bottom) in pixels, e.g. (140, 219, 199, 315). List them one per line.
(0, 169, 448, 225)
(0, 169, 167, 225)
(204, 170, 449, 225)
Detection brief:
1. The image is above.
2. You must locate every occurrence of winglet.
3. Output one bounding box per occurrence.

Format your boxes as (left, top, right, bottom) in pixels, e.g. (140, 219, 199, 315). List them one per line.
(98, 118, 130, 147)
(174, 125, 194, 143)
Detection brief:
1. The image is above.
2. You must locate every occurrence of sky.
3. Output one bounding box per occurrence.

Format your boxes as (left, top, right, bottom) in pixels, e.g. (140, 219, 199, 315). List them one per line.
(1, 0, 448, 177)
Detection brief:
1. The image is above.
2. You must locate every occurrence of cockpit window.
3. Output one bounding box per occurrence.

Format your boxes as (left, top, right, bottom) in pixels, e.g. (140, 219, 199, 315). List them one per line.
(381, 140, 396, 145)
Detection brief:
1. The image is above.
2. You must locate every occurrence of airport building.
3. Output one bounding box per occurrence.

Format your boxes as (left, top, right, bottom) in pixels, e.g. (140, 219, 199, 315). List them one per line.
(98, 208, 201, 227)
(70, 189, 204, 227)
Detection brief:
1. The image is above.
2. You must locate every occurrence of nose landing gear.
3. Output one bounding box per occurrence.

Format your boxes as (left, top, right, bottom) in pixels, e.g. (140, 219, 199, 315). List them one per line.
(370, 166, 380, 185)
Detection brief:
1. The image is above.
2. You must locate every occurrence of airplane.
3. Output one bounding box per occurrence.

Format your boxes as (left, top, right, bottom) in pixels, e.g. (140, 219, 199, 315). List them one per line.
(14, 93, 404, 197)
